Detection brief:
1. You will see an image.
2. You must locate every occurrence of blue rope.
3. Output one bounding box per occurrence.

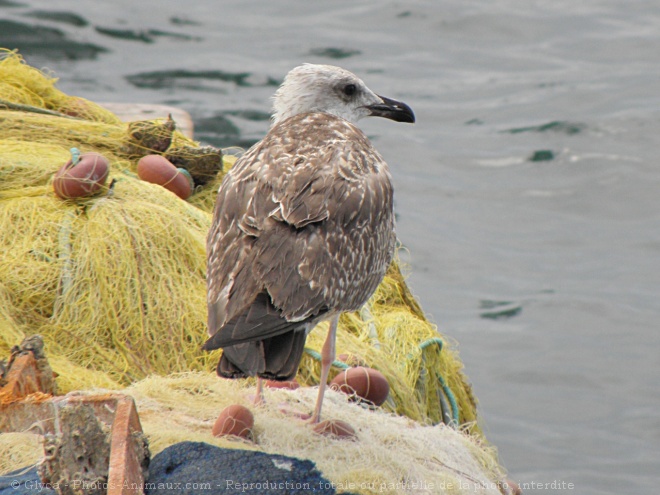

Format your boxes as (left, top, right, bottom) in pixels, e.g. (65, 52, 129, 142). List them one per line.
(419, 336, 444, 352)
(304, 338, 459, 425)
(69, 147, 81, 165)
(435, 370, 459, 426)
(303, 347, 350, 370)
(419, 337, 459, 425)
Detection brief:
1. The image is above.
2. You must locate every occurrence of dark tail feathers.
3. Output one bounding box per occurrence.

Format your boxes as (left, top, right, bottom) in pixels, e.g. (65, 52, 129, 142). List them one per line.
(216, 330, 307, 381)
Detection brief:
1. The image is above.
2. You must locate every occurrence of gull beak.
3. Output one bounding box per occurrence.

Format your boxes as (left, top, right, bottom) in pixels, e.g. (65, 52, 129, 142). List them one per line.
(367, 95, 415, 123)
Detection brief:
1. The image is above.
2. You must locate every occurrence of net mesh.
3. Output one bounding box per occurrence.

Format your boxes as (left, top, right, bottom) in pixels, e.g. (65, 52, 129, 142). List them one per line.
(0, 49, 479, 433)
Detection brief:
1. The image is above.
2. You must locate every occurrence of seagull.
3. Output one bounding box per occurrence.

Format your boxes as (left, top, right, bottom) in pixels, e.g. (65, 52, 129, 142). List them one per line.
(204, 64, 414, 423)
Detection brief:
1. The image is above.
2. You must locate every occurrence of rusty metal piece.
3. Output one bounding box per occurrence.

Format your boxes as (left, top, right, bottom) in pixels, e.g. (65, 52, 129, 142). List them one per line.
(1, 339, 149, 494)
(0, 335, 56, 405)
(108, 397, 149, 495)
(0, 353, 49, 404)
(1, 394, 149, 494)
(39, 402, 111, 495)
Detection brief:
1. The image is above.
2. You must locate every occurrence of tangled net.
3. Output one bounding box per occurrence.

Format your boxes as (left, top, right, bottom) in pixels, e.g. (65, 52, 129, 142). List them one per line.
(0, 49, 478, 432)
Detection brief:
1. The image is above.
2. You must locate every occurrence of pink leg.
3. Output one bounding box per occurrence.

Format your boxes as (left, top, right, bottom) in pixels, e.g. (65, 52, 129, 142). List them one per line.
(253, 377, 265, 406)
(310, 314, 339, 424)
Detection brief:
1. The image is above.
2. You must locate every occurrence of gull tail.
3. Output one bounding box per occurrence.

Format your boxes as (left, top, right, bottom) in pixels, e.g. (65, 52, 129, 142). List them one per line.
(216, 330, 307, 381)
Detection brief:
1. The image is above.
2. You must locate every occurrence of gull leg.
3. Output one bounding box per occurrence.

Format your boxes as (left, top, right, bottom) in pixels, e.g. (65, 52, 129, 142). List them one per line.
(310, 314, 339, 424)
(253, 377, 265, 406)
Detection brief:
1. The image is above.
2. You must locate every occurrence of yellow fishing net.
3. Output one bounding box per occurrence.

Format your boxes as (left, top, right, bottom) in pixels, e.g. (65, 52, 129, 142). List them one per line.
(0, 48, 119, 124)
(0, 372, 505, 494)
(0, 49, 478, 433)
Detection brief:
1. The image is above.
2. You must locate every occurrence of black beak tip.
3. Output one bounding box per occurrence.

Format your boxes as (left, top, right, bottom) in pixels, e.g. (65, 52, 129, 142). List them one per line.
(397, 102, 415, 123)
(370, 95, 416, 124)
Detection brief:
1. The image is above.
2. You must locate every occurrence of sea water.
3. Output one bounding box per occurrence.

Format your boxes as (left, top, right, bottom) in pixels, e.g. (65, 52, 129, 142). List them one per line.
(1, 1, 659, 493)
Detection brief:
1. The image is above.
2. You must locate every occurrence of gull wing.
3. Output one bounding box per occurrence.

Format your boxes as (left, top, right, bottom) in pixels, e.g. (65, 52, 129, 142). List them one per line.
(206, 113, 395, 348)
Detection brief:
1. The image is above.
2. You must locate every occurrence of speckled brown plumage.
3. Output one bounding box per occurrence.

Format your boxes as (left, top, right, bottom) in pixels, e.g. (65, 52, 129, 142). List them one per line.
(204, 112, 395, 379)
(203, 64, 414, 392)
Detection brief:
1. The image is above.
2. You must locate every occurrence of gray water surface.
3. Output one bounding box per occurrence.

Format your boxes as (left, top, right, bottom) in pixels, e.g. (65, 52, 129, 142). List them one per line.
(2, 1, 659, 493)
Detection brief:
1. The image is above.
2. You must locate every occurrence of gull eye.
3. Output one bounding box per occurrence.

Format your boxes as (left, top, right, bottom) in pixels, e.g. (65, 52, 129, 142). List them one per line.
(343, 84, 357, 96)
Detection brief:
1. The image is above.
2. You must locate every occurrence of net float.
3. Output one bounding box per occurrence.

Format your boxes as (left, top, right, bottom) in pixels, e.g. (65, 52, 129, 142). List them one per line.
(212, 404, 254, 439)
(53, 150, 109, 199)
(137, 154, 194, 200)
(330, 366, 390, 407)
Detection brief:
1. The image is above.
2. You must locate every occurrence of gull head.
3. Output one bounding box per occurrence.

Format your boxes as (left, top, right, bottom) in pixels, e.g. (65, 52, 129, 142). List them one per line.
(271, 64, 415, 126)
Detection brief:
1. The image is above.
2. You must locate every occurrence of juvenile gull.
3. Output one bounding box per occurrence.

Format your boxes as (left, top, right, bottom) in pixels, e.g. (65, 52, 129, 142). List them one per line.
(204, 64, 414, 423)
